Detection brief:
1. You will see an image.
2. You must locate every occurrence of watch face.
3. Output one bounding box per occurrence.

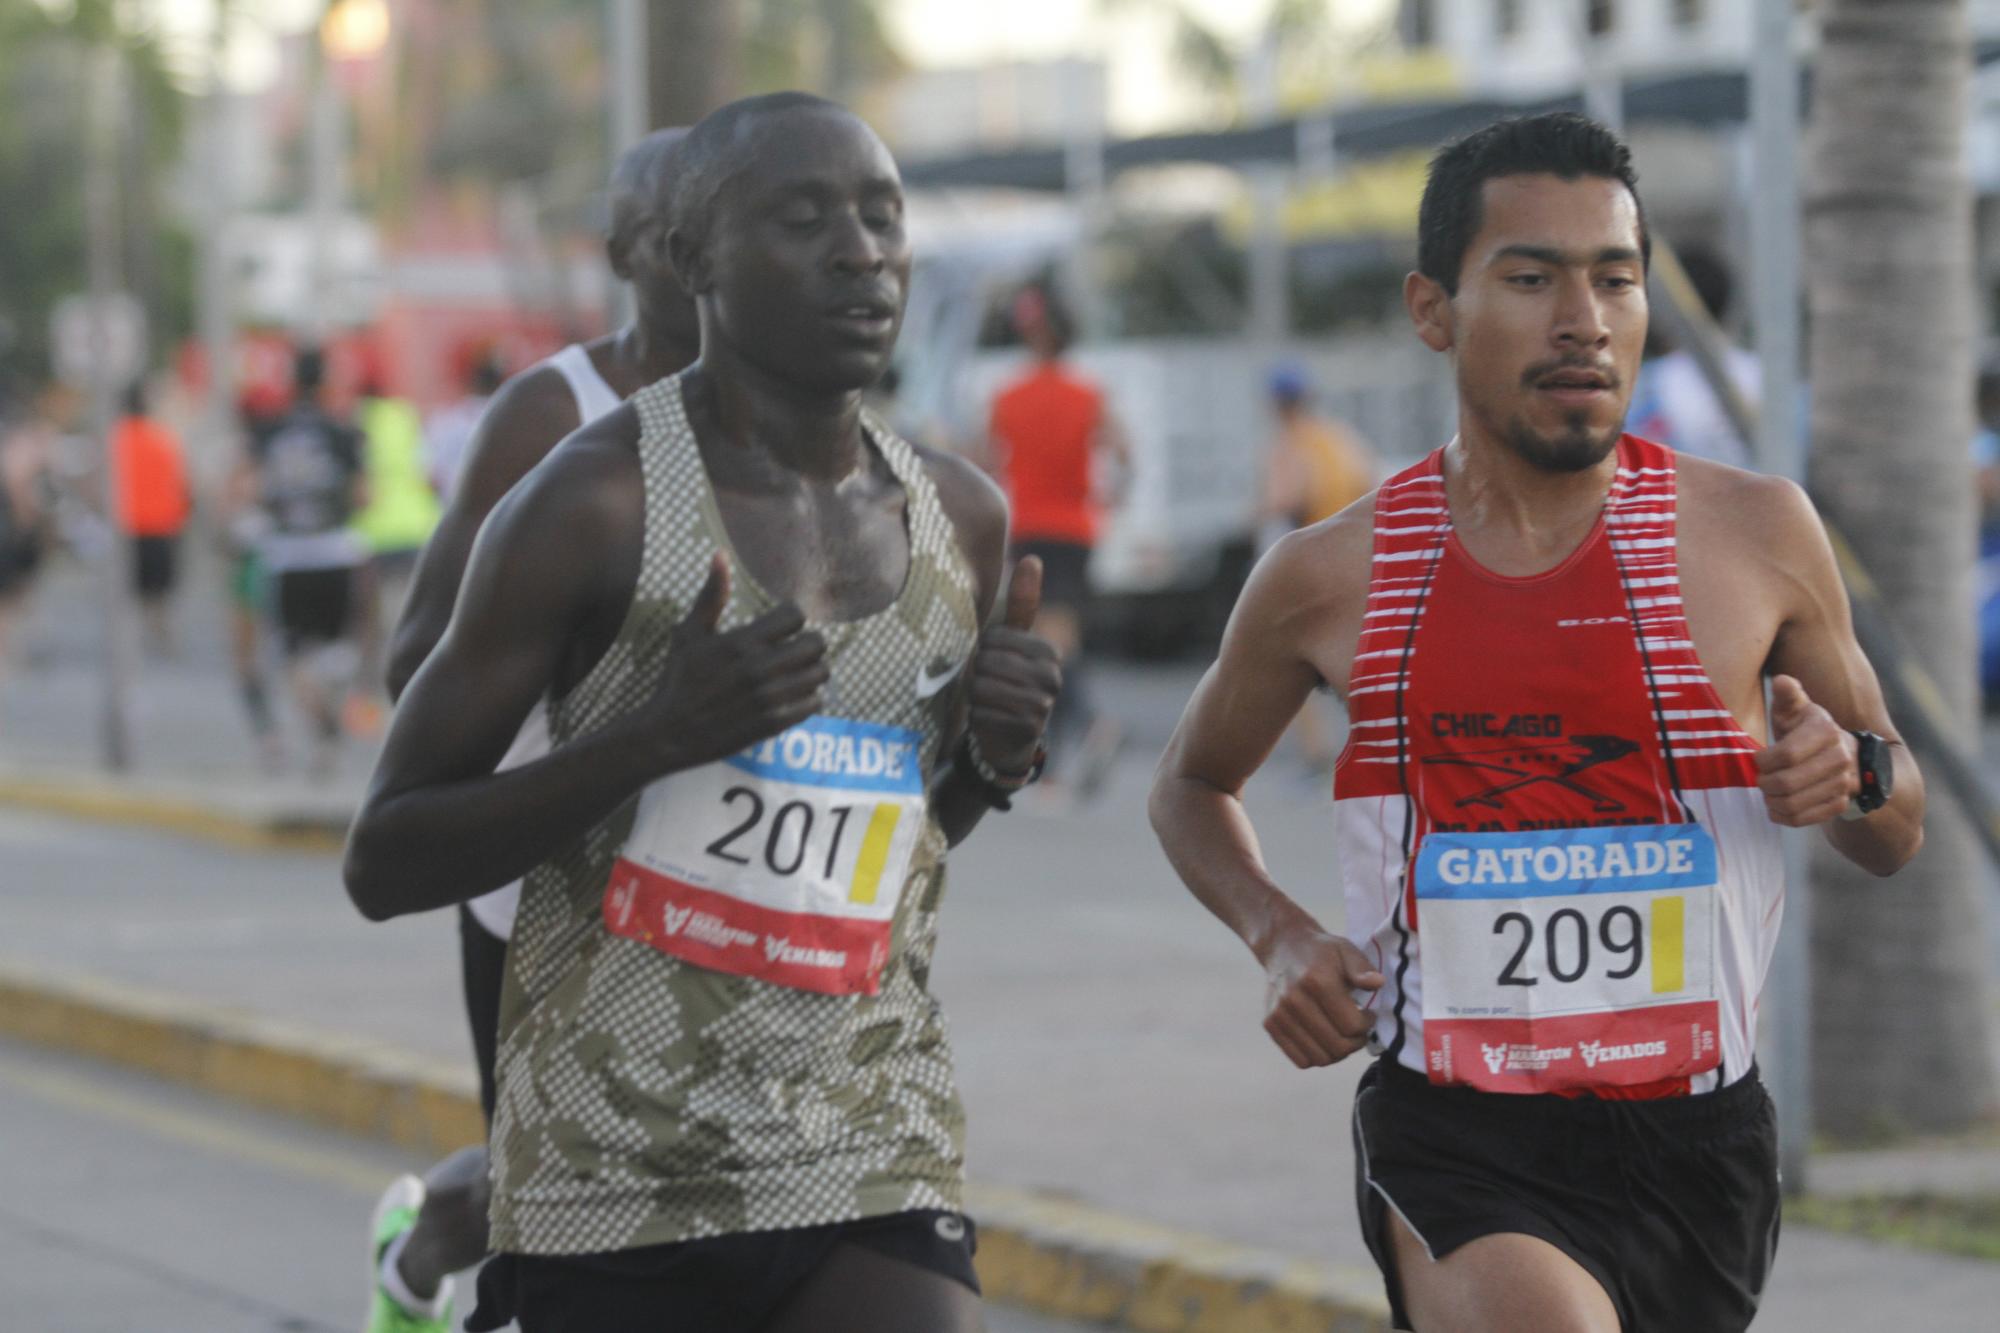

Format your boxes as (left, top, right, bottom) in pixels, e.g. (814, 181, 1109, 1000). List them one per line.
(1855, 731, 1891, 810)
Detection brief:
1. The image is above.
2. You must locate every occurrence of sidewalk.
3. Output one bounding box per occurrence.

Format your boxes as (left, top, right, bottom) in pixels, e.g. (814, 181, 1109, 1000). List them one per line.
(5, 558, 2000, 1330)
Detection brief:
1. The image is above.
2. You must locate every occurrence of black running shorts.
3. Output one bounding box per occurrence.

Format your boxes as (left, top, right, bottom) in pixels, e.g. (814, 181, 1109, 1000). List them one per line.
(1013, 538, 1091, 613)
(456, 905, 506, 1124)
(466, 1209, 979, 1333)
(273, 565, 355, 652)
(1352, 1057, 1780, 1333)
(131, 534, 178, 599)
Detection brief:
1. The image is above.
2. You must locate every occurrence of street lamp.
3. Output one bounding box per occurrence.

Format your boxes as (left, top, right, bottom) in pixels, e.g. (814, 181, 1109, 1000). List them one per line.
(307, 0, 389, 334)
(321, 0, 389, 62)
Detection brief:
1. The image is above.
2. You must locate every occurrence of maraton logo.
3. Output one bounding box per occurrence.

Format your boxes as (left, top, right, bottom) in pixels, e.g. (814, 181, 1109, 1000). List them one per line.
(1423, 735, 1640, 813)
(1481, 1041, 1575, 1075)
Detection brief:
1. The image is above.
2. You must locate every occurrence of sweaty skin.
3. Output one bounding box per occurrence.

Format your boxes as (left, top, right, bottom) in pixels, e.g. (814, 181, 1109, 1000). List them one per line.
(1149, 172, 1923, 1333)
(346, 105, 1056, 923)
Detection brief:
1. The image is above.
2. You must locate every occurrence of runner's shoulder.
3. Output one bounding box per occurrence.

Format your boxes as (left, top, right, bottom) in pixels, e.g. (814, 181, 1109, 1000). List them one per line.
(909, 439, 1008, 613)
(910, 440, 1006, 533)
(479, 361, 590, 452)
(1259, 486, 1379, 608)
(490, 403, 645, 554)
(1673, 453, 1824, 560)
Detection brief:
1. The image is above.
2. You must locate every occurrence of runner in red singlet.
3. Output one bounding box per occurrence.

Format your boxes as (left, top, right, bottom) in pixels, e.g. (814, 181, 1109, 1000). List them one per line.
(1150, 113, 1924, 1333)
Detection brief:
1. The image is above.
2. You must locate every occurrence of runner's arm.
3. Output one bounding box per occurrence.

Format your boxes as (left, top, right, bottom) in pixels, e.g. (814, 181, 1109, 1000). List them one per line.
(1149, 520, 1385, 1067)
(918, 445, 1051, 846)
(1151, 527, 1342, 955)
(1758, 478, 1925, 875)
(345, 435, 656, 918)
(384, 370, 581, 701)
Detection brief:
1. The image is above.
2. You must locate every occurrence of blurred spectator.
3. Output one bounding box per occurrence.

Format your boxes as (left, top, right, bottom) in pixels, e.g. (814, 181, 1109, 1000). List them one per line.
(241, 348, 368, 780)
(111, 381, 193, 657)
(222, 390, 282, 771)
(1628, 244, 1756, 468)
(987, 284, 1130, 797)
(424, 353, 505, 501)
(1974, 368, 2000, 550)
(1258, 365, 1377, 774)
(1259, 364, 1375, 550)
(349, 378, 440, 735)
(0, 394, 56, 686)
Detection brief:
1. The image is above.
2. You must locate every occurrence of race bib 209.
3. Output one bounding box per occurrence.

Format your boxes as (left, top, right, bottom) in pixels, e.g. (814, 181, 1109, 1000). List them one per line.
(1417, 823, 1723, 1094)
(603, 716, 927, 996)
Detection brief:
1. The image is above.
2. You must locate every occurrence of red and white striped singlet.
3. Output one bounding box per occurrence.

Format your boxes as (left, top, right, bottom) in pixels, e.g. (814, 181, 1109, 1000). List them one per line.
(1333, 435, 1782, 1097)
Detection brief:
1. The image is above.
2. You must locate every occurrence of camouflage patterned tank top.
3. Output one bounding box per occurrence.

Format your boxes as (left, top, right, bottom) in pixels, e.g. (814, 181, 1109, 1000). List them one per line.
(488, 371, 982, 1255)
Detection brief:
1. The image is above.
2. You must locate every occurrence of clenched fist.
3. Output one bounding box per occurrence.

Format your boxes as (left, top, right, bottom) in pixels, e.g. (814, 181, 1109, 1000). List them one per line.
(1755, 674, 1859, 826)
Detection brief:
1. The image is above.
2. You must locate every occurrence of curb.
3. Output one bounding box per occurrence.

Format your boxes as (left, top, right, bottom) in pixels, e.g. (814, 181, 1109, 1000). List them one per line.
(0, 769, 349, 853)
(0, 959, 1392, 1333)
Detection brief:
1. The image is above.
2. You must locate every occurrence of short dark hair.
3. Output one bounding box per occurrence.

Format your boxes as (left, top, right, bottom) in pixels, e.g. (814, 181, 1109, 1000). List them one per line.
(1417, 112, 1648, 296)
(294, 347, 326, 394)
(607, 127, 689, 259)
(670, 92, 853, 249)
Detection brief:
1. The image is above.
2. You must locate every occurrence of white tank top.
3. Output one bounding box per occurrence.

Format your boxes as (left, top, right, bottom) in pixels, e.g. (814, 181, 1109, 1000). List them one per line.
(466, 344, 623, 940)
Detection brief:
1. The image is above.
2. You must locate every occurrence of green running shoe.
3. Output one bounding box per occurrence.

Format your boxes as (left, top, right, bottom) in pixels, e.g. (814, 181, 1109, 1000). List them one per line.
(365, 1174, 455, 1333)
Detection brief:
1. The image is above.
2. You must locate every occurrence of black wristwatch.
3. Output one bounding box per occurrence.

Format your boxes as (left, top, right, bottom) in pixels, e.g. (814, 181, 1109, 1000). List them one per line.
(1842, 730, 1893, 820)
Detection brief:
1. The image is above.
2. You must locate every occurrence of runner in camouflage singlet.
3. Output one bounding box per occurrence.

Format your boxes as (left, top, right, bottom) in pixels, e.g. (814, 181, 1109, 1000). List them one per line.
(488, 372, 981, 1252)
(347, 94, 1058, 1332)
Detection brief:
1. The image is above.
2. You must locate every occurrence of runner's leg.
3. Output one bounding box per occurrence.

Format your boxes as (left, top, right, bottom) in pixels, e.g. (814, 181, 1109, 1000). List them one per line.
(763, 1243, 984, 1333)
(1388, 1214, 1620, 1333)
(390, 1145, 491, 1299)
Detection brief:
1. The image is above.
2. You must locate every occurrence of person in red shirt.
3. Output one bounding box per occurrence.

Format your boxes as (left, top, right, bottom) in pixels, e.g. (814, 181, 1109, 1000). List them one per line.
(113, 381, 193, 655)
(987, 286, 1129, 794)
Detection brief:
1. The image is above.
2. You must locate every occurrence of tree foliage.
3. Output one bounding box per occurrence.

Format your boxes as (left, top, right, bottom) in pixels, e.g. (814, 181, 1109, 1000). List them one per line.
(0, 0, 191, 386)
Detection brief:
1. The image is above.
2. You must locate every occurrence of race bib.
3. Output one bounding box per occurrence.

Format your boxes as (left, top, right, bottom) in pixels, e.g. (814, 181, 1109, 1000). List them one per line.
(603, 716, 927, 995)
(1417, 823, 1723, 1094)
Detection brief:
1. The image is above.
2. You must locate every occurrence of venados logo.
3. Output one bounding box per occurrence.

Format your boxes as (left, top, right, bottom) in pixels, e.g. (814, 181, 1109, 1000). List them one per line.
(1580, 1038, 1668, 1068)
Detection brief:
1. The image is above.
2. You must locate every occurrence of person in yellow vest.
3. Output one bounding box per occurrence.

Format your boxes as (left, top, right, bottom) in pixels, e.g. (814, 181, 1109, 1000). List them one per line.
(1259, 364, 1377, 774)
(349, 376, 441, 735)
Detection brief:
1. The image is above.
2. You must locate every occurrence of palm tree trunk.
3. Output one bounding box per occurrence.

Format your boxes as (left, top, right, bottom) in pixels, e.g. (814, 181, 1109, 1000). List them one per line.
(1805, 0, 1997, 1135)
(647, 0, 743, 129)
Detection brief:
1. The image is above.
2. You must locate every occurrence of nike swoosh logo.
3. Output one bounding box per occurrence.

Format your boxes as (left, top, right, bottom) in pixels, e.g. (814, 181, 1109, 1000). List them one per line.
(914, 658, 964, 699)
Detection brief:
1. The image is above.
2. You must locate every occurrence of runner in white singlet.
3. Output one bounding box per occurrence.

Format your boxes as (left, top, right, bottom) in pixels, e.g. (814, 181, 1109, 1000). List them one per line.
(357, 130, 702, 1333)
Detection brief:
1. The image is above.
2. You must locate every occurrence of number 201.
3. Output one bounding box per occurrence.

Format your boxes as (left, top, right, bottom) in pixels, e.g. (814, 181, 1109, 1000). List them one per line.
(704, 786, 855, 881)
(1494, 905, 1645, 987)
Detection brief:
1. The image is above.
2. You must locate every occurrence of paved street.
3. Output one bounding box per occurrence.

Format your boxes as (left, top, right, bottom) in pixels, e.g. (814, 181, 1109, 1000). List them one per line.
(5, 557, 2000, 1328)
(0, 1039, 1096, 1333)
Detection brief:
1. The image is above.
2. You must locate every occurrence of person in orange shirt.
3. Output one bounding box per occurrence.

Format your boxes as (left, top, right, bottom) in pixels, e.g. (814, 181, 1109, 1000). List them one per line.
(1258, 365, 1377, 775)
(113, 381, 193, 655)
(987, 286, 1130, 796)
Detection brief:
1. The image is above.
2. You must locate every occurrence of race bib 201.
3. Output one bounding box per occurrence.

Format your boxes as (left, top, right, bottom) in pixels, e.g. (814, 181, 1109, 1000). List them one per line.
(603, 716, 927, 996)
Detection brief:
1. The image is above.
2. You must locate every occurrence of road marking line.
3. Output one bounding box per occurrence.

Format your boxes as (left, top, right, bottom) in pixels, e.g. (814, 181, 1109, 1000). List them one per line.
(0, 1049, 400, 1196)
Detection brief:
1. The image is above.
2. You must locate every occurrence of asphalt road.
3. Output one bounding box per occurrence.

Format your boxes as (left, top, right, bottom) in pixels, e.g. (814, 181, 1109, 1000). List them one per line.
(0, 1038, 1100, 1333)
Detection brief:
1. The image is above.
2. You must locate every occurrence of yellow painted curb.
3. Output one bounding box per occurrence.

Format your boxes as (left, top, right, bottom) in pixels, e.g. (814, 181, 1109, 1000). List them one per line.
(0, 961, 483, 1158)
(0, 774, 347, 854)
(0, 961, 1391, 1333)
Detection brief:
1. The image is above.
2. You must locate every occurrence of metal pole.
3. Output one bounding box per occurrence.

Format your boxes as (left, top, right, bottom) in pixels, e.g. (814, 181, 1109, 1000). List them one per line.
(608, 0, 647, 327)
(1750, 0, 1811, 1197)
(87, 43, 132, 772)
(1244, 32, 1289, 347)
(199, 10, 238, 487)
(1572, 0, 1623, 132)
(1062, 62, 1108, 338)
(305, 37, 342, 339)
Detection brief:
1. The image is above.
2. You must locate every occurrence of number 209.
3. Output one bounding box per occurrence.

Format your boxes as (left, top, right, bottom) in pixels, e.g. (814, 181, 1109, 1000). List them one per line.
(1493, 905, 1644, 987)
